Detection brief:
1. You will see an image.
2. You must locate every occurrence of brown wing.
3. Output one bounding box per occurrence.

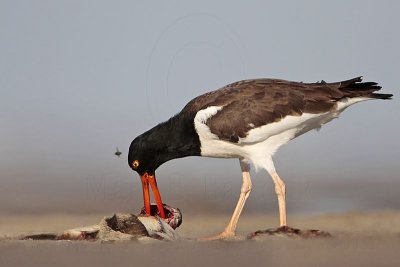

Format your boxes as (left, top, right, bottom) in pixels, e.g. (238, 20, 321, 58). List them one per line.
(182, 77, 389, 143)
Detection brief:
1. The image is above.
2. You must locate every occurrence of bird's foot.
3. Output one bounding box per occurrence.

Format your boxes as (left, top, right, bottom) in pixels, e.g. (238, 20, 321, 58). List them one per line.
(198, 230, 238, 241)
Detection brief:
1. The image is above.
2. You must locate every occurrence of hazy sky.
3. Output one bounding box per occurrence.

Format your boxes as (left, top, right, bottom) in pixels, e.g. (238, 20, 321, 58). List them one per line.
(1, 1, 399, 215)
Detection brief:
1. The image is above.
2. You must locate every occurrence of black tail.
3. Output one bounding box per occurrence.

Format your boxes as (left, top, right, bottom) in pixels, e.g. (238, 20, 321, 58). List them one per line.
(337, 76, 393, 100)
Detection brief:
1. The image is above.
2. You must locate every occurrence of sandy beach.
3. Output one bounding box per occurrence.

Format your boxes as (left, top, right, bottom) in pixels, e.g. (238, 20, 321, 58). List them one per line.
(1, 211, 400, 267)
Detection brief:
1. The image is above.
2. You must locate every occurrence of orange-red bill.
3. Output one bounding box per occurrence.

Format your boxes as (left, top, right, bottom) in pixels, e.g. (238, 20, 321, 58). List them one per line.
(140, 174, 151, 216)
(147, 174, 166, 219)
(140, 173, 166, 219)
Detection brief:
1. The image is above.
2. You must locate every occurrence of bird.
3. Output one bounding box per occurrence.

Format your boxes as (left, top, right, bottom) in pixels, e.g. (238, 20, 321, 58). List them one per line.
(114, 147, 122, 158)
(128, 77, 392, 239)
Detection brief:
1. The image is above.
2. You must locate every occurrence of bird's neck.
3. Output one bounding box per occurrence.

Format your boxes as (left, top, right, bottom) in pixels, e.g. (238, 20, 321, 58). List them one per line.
(145, 112, 201, 165)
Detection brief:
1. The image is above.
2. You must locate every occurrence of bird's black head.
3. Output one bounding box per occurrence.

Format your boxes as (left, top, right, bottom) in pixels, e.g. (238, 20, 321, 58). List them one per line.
(128, 131, 169, 219)
(127, 113, 201, 219)
(128, 135, 159, 176)
(128, 113, 201, 175)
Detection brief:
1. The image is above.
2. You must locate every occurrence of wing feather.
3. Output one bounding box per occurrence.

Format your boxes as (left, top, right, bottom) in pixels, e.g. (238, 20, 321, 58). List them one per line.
(182, 77, 387, 143)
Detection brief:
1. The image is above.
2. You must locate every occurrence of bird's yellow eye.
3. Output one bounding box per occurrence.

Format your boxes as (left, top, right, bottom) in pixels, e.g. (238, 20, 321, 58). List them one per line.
(132, 160, 140, 169)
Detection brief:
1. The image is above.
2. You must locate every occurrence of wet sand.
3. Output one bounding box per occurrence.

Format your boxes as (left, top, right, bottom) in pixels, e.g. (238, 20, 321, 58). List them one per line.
(1, 211, 400, 267)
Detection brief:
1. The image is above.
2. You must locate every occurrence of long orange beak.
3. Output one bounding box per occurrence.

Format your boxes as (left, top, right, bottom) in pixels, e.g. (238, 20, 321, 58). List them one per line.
(139, 173, 166, 219)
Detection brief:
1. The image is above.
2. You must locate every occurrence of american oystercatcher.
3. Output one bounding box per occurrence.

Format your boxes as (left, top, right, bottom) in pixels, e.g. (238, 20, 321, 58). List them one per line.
(128, 77, 392, 239)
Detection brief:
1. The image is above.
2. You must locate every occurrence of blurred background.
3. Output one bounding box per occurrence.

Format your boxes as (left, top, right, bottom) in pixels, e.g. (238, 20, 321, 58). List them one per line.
(1, 0, 399, 217)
